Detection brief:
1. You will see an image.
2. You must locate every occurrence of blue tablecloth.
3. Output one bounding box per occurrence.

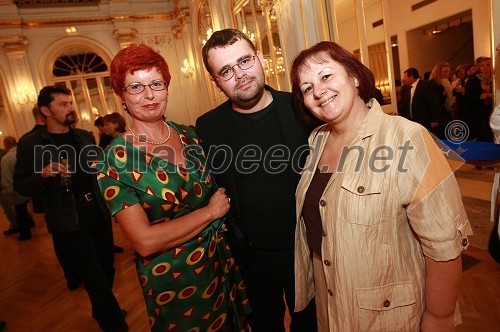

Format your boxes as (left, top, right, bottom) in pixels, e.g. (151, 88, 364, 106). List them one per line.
(440, 140, 500, 162)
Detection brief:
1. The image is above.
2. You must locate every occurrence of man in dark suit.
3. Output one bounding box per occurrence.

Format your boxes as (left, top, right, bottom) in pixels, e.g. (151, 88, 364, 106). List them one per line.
(13, 86, 127, 332)
(195, 29, 317, 332)
(399, 67, 441, 134)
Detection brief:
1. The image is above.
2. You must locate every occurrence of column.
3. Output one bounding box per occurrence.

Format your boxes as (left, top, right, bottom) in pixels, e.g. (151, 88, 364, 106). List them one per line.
(0, 35, 37, 137)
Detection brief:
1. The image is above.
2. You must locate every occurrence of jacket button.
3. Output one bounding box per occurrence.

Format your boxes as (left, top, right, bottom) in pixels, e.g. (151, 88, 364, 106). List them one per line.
(461, 238, 468, 247)
(383, 299, 390, 307)
(327, 289, 333, 296)
(320, 200, 326, 207)
(324, 260, 331, 266)
(357, 186, 365, 193)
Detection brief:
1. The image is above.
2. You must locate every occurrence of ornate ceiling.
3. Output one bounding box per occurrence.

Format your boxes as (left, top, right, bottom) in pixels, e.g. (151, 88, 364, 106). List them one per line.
(13, 0, 100, 8)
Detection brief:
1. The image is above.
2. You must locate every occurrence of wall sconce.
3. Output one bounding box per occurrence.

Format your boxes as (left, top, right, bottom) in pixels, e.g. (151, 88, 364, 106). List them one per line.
(65, 26, 77, 34)
(80, 111, 90, 122)
(13, 86, 37, 105)
(180, 58, 194, 78)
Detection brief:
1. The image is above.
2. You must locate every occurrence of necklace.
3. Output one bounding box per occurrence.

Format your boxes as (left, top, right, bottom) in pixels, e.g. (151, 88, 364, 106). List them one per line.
(127, 122, 171, 145)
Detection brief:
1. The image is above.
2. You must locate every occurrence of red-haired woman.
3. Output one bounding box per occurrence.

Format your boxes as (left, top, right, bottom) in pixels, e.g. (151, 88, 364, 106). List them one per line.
(94, 44, 250, 331)
(290, 41, 472, 331)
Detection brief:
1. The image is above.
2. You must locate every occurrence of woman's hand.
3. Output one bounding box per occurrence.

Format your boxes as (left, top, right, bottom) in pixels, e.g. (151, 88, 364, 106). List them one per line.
(421, 310, 455, 332)
(205, 188, 230, 221)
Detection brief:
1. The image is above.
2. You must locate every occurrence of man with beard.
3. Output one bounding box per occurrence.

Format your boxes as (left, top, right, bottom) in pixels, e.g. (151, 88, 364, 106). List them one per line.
(13, 86, 128, 331)
(196, 29, 317, 331)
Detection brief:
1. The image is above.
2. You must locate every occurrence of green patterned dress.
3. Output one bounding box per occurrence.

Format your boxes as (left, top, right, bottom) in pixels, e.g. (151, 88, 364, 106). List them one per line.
(94, 122, 251, 331)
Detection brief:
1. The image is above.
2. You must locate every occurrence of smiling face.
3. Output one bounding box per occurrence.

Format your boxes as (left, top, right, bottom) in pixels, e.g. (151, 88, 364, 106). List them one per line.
(298, 58, 359, 124)
(207, 38, 266, 109)
(121, 68, 168, 123)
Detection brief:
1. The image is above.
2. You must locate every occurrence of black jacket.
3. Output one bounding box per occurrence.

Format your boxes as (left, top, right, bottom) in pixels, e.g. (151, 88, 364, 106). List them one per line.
(195, 85, 312, 221)
(13, 126, 111, 234)
(399, 79, 441, 130)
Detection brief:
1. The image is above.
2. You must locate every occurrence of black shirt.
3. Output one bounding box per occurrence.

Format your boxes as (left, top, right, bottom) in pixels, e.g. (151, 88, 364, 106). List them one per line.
(230, 102, 297, 253)
(302, 168, 332, 256)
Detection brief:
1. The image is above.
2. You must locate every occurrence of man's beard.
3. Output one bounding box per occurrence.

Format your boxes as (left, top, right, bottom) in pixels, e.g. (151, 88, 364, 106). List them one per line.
(65, 113, 76, 126)
(234, 77, 265, 104)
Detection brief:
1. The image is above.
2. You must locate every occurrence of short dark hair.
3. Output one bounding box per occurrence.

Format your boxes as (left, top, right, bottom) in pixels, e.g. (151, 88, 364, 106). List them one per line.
(94, 116, 104, 127)
(290, 41, 375, 125)
(37, 85, 72, 118)
(103, 112, 126, 133)
(404, 67, 419, 79)
(201, 28, 257, 76)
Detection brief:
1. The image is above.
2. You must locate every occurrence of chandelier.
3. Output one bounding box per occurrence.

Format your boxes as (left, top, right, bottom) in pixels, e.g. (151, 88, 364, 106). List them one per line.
(264, 46, 284, 77)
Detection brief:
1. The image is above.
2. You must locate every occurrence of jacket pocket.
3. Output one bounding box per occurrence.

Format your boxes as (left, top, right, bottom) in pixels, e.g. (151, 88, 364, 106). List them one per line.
(338, 174, 384, 225)
(355, 281, 419, 332)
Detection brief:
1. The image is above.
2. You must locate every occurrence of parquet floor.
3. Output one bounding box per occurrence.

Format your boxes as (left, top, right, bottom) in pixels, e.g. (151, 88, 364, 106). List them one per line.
(0, 164, 498, 331)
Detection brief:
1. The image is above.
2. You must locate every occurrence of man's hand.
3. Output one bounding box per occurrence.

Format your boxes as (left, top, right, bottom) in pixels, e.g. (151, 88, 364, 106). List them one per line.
(41, 162, 68, 178)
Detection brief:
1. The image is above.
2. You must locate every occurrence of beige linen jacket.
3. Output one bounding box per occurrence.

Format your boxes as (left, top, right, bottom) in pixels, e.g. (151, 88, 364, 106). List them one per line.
(294, 100, 472, 331)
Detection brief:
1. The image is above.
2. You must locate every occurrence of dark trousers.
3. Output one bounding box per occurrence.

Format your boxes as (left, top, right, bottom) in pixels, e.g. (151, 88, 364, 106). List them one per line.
(15, 201, 31, 237)
(52, 200, 125, 331)
(243, 251, 317, 332)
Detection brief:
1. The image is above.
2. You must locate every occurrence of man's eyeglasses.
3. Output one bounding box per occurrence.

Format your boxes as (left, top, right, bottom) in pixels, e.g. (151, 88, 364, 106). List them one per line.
(123, 81, 168, 95)
(216, 55, 256, 81)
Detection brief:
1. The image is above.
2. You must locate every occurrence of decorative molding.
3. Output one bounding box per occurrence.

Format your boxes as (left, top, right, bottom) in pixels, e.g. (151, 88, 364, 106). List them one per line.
(258, 0, 279, 16)
(142, 35, 172, 48)
(0, 14, 178, 29)
(171, 6, 187, 39)
(113, 28, 138, 45)
(13, 0, 100, 9)
(172, 26, 183, 39)
(0, 35, 29, 53)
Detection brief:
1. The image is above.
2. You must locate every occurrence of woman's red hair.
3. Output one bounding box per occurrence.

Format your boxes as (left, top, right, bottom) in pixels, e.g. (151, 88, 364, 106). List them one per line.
(110, 44, 171, 98)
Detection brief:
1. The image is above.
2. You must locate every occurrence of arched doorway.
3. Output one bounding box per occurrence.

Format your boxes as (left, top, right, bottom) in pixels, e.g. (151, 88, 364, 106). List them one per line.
(40, 37, 122, 135)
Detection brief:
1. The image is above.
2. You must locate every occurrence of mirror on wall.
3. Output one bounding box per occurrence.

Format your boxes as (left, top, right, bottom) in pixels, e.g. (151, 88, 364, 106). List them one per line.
(232, 0, 286, 90)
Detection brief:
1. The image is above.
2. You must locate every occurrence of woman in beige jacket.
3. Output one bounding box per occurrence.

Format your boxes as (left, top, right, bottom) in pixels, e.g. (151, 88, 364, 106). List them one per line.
(289, 41, 472, 332)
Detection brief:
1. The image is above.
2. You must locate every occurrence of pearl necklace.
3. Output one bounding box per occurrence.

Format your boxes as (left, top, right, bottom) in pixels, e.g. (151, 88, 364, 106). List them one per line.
(127, 122, 171, 145)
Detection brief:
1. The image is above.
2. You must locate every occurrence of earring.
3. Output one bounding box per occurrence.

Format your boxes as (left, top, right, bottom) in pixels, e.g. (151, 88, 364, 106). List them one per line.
(122, 102, 130, 114)
(354, 79, 359, 88)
